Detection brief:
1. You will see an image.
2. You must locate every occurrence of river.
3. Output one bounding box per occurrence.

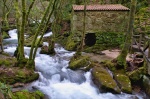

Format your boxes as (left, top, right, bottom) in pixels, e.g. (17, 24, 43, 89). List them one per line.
(3, 29, 147, 99)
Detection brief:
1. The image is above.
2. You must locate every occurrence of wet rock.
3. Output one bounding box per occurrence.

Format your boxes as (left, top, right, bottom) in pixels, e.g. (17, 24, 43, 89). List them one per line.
(91, 66, 121, 94)
(13, 83, 24, 88)
(68, 56, 92, 71)
(134, 52, 143, 58)
(127, 67, 146, 82)
(143, 75, 150, 97)
(40, 45, 49, 54)
(114, 73, 132, 93)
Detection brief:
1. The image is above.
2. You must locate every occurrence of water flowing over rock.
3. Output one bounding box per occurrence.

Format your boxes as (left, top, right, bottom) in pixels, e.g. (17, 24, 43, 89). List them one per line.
(3, 29, 146, 99)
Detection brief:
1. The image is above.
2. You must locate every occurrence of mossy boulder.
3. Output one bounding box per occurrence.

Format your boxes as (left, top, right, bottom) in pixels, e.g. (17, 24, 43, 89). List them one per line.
(143, 75, 150, 97)
(2, 31, 10, 39)
(0, 67, 39, 84)
(68, 55, 92, 70)
(12, 90, 44, 99)
(127, 67, 146, 82)
(102, 60, 116, 71)
(91, 66, 121, 94)
(114, 73, 132, 94)
(65, 35, 79, 51)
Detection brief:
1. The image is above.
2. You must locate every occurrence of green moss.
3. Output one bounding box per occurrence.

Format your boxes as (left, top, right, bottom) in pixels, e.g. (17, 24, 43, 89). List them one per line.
(2, 31, 10, 39)
(0, 57, 16, 67)
(102, 60, 116, 71)
(127, 67, 146, 82)
(25, 73, 39, 83)
(92, 66, 121, 94)
(12, 90, 44, 99)
(69, 55, 90, 70)
(114, 73, 132, 93)
(65, 34, 79, 51)
(143, 75, 150, 96)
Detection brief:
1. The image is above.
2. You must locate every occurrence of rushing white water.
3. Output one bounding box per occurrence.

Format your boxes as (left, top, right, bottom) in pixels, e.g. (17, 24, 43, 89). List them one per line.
(38, 31, 53, 38)
(4, 29, 146, 99)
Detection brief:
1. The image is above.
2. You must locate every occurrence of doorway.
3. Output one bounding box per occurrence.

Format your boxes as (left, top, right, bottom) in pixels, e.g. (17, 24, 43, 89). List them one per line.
(84, 33, 96, 46)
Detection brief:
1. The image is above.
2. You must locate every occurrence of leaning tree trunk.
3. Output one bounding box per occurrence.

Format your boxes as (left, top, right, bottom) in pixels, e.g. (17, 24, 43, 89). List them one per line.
(32, 0, 58, 60)
(116, 0, 137, 69)
(27, 0, 54, 66)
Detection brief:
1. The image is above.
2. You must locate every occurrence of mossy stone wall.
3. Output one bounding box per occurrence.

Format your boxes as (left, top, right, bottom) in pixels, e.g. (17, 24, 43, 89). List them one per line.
(71, 10, 129, 38)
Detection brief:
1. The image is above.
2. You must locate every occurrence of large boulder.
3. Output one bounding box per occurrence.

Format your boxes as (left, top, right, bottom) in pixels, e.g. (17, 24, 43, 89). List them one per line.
(69, 56, 92, 71)
(143, 75, 150, 97)
(114, 73, 132, 94)
(91, 66, 121, 94)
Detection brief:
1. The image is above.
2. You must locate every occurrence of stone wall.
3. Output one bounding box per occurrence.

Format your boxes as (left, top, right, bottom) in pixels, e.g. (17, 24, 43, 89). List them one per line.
(72, 10, 129, 35)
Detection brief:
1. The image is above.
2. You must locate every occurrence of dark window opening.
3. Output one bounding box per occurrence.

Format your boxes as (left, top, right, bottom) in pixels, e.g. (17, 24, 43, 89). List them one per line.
(85, 33, 96, 46)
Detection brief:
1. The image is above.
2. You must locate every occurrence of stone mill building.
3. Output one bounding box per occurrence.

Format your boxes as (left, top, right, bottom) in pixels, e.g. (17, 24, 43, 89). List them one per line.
(71, 4, 130, 46)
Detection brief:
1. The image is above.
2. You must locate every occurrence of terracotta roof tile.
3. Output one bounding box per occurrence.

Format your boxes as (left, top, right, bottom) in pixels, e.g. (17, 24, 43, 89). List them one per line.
(73, 4, 130, 11)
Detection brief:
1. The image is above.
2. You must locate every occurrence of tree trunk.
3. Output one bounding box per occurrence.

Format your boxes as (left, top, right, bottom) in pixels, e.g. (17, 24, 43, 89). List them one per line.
(78, 0, 86, 52)
(0, 22, 3, 52)
(116, 0, 137, 69)
(32, 0, 57, 60)
(17, 0, 26, 61)
(27, 0, 54, 66)
(26, 0, 36, 26)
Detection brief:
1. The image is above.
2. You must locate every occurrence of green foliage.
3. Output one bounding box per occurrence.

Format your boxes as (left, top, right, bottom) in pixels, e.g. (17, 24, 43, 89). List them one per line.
(84, 32, 125, 53)
(96, 32, 125, 48)
(0, 82, 12, 98)
(0, 57, 16, 67)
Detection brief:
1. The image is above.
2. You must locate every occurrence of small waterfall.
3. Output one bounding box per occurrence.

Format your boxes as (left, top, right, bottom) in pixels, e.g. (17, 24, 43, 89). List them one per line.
(3, 29, 146, 99)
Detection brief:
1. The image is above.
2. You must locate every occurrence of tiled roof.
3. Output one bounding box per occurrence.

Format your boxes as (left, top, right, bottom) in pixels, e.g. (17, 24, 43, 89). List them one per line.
(73, 4, 130, 11)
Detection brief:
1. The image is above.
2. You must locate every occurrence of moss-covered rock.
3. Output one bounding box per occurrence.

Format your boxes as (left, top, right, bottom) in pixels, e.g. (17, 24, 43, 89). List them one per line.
(127, 67, 146, 82)
(65, 34, 79, 51)
(91, 66, 121, 94)
(143, 75, 150, 97)
(2, 31, 10, 39)
(114, 73, 132, 94)
(0, 66, 39, 84)
(101, 60, 116, 71)
(12, 90, 44, 99)
(68, 55, 92, 70)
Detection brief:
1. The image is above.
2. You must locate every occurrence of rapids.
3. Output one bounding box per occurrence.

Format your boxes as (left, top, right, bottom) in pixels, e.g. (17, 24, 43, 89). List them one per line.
(3, 29, 147, 99)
